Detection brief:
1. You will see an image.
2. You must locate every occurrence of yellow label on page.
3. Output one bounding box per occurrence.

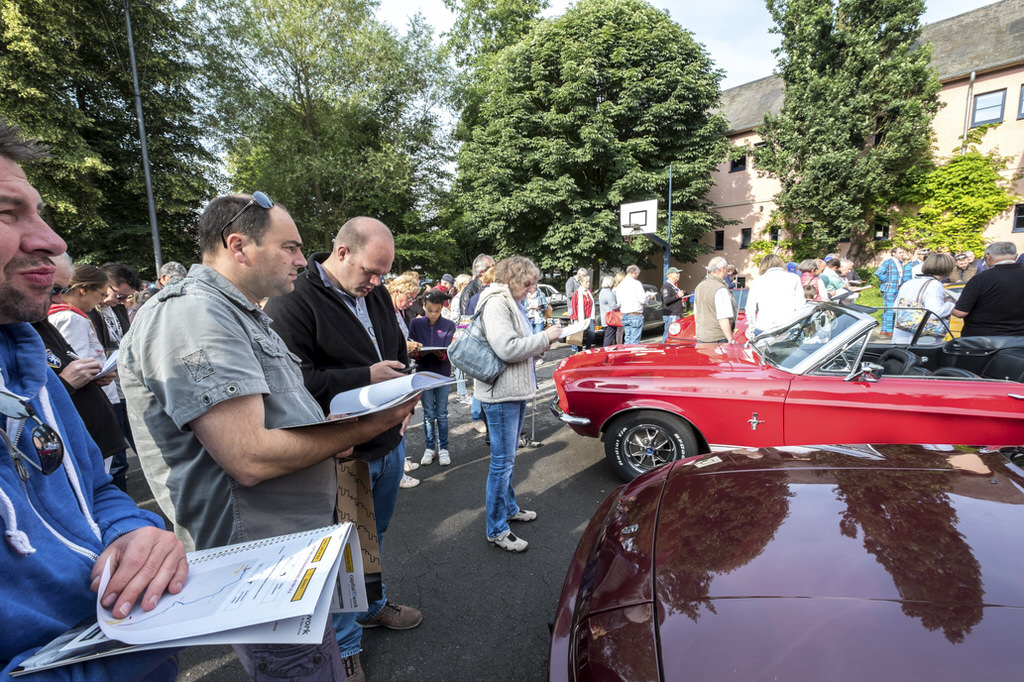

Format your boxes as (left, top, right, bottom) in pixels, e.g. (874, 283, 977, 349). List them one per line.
(312, 537, 330, 563)
(292, 568, 315, 602)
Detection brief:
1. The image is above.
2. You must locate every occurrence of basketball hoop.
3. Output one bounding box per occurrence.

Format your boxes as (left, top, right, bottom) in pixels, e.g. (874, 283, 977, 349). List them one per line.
(619, 200, 657, 241)
(622, 223, 644, 246)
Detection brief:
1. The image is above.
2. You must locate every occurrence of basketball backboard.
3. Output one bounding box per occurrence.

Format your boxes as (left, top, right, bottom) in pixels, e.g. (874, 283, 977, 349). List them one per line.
(620, 200, 658, 236)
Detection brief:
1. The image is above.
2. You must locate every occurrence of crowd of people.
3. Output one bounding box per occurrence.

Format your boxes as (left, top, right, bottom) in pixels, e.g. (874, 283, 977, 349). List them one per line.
(1, 119, 601, 681)
(4, 112, 1023, 682)
(695, 243, 1024, 344)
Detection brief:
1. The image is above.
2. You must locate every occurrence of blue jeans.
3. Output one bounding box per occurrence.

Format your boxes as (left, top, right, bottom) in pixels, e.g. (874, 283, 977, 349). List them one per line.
(532, 320, 546, 334)
(421, 386, 449, 451)
(662, 314, 679, 342)
(333, 440, 405, 657)
(471, 395, 483, 422)
(482, 401, 527, 539)
(623, 314, 643, 344)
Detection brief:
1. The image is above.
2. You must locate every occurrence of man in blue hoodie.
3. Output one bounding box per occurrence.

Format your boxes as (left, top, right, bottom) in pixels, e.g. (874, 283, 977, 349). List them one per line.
(0, 121, 188, 679)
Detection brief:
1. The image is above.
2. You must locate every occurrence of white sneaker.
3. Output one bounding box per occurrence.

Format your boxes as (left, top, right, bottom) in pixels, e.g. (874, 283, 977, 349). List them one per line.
(399, 474, 420, 489)
(438, 449, 451, 466)
(471, 421, 487, 434)
(508, 508, 537, 522)
(420, 449, 435, 466)
(488, 530, 528, 552)
(404, 458, 419, 473)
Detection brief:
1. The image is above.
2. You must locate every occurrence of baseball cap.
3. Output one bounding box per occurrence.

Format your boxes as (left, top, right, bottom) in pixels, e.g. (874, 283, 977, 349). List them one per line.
(441, 273, 455, 284)
(667, 267, 681, 275)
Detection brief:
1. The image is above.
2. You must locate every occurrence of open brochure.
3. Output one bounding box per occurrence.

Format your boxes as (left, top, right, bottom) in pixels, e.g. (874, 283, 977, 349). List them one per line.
(328, 371, 456, 418)
(559, 320, 588, 339)
(94, 349, 118, 379)
(12, 524, 364, 677)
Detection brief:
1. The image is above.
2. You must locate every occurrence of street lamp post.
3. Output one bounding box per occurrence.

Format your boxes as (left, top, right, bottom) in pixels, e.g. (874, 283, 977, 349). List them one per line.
(123, 0, 162, 273)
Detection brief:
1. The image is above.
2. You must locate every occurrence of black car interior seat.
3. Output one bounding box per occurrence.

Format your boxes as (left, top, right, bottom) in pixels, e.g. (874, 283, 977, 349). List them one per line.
(877, 348, 924, 376)
(983, 348, 1024, 382)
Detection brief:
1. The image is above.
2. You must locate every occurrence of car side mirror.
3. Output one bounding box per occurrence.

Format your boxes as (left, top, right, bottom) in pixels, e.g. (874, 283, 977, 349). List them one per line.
(845, 361, 883, 383)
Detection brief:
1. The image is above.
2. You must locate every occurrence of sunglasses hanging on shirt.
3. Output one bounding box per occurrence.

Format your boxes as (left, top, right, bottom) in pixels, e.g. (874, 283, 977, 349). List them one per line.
(0, 390, 65, 479)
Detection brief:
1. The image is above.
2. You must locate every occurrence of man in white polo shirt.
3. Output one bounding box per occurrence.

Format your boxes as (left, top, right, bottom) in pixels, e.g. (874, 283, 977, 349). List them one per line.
(614, 264, 646, 344)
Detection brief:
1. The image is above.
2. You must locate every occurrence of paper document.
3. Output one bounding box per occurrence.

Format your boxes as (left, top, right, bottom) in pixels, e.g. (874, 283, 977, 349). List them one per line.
(95, 350, 118, 378)
(559, 320, 588, 339)
(328, 372, 456, 418)
(12, 524, 364, 676)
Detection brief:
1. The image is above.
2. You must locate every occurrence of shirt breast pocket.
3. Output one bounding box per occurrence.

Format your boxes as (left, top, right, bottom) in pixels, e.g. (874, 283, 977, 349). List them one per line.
(253, 335, 306, 394)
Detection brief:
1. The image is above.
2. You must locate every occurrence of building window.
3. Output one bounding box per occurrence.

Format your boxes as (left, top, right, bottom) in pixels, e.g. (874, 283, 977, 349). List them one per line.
(769, 226, 780, 243)
(751, 142, 766, 169)
(740, 228, 752, 249)
(972, 89, 1006, 127)
(874, 220, 890, 240)
(1014, 204, 1024, 233)
(1019, 85, 1024, 120)
(736, 276, 747, 288)
(729, 155, 747, 173)
(714, 230, 724, 250)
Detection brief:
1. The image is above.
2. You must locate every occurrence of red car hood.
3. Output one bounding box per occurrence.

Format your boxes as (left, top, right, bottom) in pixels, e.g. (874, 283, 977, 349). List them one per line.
(555, 446, 1024, 681)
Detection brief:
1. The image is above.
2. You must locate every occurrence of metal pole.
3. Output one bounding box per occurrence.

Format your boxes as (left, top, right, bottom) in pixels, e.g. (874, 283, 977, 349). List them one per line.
(123, 0, 163, 273)
(961, 71, 976, 155)
(665, 163, 673, 280)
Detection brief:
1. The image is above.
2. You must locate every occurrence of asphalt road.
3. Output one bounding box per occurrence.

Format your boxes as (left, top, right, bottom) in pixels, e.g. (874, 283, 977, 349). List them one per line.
(125, 332, 660, 681)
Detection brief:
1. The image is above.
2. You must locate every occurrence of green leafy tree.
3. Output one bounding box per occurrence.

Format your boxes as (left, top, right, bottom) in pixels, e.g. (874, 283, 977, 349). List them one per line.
(894, 126, 1021, 256)
(201, 0, 453, 269)
(0, 0, 218, 276)
(442, 0, 549, 70)
(441, 0, 550, 268)
(755, 0, 941, 262)
(453, 0, 728, 273)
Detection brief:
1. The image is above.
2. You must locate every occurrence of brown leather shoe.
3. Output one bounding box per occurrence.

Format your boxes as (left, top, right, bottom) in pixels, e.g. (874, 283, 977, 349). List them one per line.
(342, 653, 365, 682)
(357, 600, 422, 630)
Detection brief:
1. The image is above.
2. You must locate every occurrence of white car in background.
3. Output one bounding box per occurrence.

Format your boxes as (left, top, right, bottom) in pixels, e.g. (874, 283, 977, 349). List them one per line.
(538, 283, 566, 306)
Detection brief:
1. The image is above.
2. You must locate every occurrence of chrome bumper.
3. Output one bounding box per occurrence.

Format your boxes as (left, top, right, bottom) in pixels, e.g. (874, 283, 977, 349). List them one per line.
(549, 397, 591, 426)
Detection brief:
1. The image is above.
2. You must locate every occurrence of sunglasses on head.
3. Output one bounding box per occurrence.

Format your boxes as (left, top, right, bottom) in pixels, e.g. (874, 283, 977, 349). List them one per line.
(219, 191, 275, 248)
(50, 285, 71, 296)
(0, 390, 65, 478)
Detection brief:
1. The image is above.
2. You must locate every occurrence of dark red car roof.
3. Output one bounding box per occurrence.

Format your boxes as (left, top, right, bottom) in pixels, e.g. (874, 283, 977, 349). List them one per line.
(552, 445, 1024, 681)
(654, 446, 1024, 680)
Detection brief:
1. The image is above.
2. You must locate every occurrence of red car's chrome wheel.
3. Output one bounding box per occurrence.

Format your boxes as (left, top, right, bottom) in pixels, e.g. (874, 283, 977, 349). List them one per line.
(604, 410, 699, 482)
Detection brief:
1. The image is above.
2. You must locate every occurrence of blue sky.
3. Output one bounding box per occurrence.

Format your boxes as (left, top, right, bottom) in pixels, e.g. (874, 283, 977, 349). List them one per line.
(376, 0, 996, 89)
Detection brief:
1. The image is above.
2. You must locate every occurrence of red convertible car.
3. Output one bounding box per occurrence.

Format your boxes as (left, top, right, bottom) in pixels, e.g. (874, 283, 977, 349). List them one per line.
(552, 303, 1024, 481)
(549, 444, 1024, 682)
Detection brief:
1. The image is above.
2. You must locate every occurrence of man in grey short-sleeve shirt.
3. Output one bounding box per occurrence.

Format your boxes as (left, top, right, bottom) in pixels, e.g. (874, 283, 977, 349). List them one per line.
(120, 193, 416, 682)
